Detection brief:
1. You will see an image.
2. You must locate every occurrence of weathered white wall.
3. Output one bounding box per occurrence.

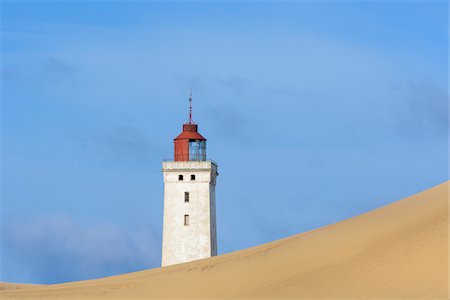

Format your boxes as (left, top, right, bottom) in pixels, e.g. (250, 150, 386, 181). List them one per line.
(161, 161, 218, 266)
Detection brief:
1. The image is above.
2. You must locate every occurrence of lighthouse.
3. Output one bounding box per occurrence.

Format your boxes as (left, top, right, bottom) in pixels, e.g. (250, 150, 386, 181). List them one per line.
(161, 93, 218, 266)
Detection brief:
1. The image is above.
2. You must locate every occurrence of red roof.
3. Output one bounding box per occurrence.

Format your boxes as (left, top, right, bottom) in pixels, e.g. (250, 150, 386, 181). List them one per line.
(174, 123, 206, 140)
(174, 130, 206, 140)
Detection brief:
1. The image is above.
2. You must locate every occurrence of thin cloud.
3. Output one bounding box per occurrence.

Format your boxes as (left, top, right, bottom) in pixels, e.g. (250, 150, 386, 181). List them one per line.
(42, 57, 75, 75)
(404, 80, 448, 130)
(385, 79, 448, 137)
(79, 127, 161, 163)
(212, 75, 248, 93)
(2, 215, 161, 284)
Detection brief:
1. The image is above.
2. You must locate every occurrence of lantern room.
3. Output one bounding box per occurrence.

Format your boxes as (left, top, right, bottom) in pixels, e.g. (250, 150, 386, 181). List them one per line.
(173, 93, 207, 162)
(174, 123, 206, 161)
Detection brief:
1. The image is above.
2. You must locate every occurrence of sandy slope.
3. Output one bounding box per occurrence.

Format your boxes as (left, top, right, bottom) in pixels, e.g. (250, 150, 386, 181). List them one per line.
(2, 181, 448, 299)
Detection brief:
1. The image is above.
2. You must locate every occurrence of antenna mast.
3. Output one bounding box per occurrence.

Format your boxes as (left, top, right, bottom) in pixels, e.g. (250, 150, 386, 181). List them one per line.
(188, 89, 193, 124)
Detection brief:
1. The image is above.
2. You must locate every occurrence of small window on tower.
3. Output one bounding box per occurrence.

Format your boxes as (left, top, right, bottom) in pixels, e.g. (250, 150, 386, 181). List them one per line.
(184, 192, 189, 203)
(191, 174, 196, 181)
(184, 214, 189, 226)
(178, 174, 183, 181)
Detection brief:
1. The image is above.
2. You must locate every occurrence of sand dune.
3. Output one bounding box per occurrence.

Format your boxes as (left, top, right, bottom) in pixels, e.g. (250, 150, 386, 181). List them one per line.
(2, 181, 448, 299)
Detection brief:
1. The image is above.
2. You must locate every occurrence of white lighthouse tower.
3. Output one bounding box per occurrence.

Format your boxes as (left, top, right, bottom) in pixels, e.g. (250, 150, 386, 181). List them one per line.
(161, 93, 218, 266)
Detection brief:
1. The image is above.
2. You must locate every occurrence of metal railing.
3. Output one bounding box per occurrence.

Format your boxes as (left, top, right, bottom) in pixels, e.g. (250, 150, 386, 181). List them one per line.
(163, 158, 217, 165)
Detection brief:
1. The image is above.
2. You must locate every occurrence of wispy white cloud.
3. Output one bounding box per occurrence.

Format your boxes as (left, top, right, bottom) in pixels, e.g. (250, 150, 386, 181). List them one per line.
(2, 215, 161, 284)
(79, 127, 163, 163)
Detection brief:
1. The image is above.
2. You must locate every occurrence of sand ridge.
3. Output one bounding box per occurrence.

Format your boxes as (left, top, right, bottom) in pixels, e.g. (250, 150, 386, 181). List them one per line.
(1, 181, 448, 299)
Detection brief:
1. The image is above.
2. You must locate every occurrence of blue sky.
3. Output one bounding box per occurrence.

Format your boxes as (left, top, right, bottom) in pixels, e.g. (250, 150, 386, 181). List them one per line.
(1, 1, 448, 284)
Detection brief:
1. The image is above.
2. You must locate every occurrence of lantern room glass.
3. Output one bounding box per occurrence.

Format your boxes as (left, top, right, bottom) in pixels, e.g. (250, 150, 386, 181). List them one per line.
(189, 140, 206, 161)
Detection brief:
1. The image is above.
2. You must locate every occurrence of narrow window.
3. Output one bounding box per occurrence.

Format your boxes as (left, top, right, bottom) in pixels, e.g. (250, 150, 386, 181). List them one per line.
(178, 174, 183, 181)
(184, 214, 189, 226)
(184, 191, 189, 203)
(191, 174, 196, 181)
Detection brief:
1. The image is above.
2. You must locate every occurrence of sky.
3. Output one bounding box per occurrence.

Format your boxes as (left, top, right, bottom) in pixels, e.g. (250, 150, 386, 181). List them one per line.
(1, 0, 448, 284)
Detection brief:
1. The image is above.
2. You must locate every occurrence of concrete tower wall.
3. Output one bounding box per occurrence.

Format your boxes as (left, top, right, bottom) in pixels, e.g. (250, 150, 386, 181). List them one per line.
(161, 161, 218, 266)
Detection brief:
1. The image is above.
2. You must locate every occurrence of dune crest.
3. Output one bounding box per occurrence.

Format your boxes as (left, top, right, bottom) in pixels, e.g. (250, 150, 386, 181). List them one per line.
(2, 181, 448, 299)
